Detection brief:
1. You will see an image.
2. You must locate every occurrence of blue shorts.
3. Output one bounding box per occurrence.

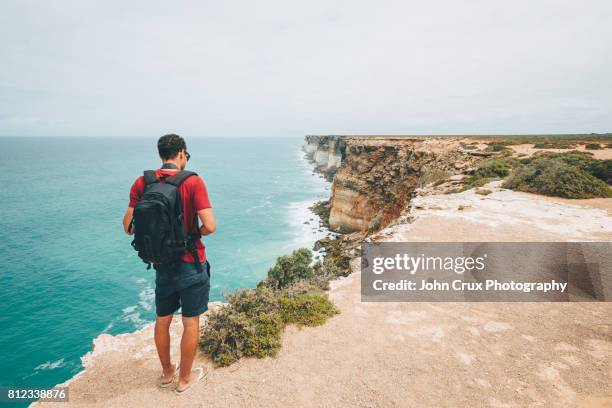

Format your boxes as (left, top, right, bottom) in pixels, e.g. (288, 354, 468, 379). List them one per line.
(154, 261, 211, 317)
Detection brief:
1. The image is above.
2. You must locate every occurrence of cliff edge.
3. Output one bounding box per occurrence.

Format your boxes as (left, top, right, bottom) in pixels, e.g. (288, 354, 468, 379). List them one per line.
(304, 134, 612, 233)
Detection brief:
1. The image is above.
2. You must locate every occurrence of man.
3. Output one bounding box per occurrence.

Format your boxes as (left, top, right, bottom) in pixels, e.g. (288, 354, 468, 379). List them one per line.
(122, 134, 216, 394)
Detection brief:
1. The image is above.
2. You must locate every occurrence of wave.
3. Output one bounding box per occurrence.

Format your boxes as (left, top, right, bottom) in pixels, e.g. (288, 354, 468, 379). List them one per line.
(102, 282, 154, 334)
(34, 358, 65, 371)
(286, 200, 329, 251)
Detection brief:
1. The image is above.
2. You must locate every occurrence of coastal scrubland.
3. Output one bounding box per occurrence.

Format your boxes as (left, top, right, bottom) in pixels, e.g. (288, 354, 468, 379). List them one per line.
(199, 248, 349, 366)
(466, 151, 611, 198)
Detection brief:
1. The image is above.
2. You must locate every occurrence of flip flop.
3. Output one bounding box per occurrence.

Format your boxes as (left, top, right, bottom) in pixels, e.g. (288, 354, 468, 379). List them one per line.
(159, 364, 180, 388)
(174, 367, 206, 395)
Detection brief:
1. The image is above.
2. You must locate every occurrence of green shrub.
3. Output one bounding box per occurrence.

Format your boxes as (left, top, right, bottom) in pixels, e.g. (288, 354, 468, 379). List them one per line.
(533, 142, 573, 149)
(465, 158, 518, 187)
(485, 143, 508, 152)
(310, 256, 351, 290)
(266, 248, 314, 289)
(200, 248, 343, 367)
(466, 151, 612, 198)
(461, 144, 478, 150)
(547, 150, 595, 169)
(525, 151, 610, 184)
(503, 158, 612, 199)
(226, 285, 280, 315)
(590, 160, 612, 184)
(474, 158, 516, 178)
(467, 177, 494, 188)
(199, 298, 284, 366)
(279, 287, 338, 326)
(200, 282, 338, 367)
(585, 143, 602, 150)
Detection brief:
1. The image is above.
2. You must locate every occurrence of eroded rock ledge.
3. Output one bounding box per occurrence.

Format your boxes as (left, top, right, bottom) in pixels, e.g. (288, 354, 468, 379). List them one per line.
(304, 136, 489, 233)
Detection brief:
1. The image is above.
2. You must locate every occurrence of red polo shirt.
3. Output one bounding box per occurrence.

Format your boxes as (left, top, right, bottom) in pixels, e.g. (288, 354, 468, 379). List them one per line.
(129, 169, 212, 263)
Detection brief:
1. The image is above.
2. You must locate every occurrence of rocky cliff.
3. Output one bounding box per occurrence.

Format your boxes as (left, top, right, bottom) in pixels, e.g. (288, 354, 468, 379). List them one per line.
(304, 136, 490, 233)
(303, 135, 346, 181)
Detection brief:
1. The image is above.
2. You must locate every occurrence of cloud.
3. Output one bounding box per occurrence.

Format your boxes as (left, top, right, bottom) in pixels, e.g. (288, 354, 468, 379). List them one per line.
(1, 0, 611, 137)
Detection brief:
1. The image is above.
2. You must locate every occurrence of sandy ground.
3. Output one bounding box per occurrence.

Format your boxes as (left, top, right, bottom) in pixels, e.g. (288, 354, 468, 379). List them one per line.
(509, 144, 612, 160)
(37, 186, 611, 408)
(382, 181, 612, 242)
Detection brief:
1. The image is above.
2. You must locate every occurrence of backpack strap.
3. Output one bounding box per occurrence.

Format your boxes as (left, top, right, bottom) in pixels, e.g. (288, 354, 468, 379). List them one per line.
(143, 170, 158, 185)
(165, 170, 197, 187)
(166, 170, 203, 273)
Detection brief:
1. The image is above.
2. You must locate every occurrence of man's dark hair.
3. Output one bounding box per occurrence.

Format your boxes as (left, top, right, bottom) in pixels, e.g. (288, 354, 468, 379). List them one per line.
(157, 134, 187, 160)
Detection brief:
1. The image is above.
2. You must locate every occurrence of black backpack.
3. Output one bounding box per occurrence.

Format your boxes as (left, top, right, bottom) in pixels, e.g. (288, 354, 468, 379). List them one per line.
(131, 170, 202, 272)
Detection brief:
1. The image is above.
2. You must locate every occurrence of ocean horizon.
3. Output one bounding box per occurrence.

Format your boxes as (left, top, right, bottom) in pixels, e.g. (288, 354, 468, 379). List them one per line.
(0, 136, 329, 391)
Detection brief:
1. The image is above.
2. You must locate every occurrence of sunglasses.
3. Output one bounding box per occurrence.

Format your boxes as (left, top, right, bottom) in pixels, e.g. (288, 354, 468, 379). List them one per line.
(185, 151, 191, 161)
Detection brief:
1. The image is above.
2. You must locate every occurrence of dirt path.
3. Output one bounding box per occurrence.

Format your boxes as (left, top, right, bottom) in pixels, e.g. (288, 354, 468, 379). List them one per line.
(37, 188, 612, 408)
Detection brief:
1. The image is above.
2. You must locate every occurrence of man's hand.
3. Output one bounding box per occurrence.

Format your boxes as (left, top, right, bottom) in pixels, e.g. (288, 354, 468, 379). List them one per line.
(198, 208, 216, 236)
(123, 207, 134, 235)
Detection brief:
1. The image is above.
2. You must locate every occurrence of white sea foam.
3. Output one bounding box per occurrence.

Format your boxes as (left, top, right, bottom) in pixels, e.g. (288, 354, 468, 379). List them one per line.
(122, 305, 137, 314)
(120, 311, 147, 327)
(245, 194, 273, 214)
(286, 200, 329, 251)
(35, 358, 65, 371)
(138, 287, 154, 311)
(103, 283, 154, 333)
(286, 148, 334, 252)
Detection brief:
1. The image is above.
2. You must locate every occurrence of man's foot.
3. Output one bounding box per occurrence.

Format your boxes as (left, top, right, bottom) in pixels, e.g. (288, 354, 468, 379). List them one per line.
(175, 367, 206, 394)
(159, 363, 178, 388)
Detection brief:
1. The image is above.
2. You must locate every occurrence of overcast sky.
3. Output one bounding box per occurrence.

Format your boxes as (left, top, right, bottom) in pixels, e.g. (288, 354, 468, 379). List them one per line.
(1, 0, 611, 137)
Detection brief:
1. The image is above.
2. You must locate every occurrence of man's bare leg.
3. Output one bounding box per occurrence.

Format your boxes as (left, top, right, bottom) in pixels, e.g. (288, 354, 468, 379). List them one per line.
(154, 314, 176, 382)
(176, 315, 201, 390)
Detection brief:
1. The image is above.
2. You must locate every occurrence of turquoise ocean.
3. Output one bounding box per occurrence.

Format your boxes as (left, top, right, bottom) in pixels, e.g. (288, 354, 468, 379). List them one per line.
(0, 137, 329, 394)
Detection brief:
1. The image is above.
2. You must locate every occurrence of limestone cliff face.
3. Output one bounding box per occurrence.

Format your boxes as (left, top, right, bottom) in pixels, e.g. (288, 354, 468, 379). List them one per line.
(305, 136, 487, 233)
(303, 135, 346, 180)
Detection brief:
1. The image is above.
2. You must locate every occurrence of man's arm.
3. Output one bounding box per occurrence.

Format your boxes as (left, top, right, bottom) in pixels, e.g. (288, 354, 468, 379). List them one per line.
(124, 177, 144, 235)
(198, 208, 216, 236)
(123, 207, 134, 235)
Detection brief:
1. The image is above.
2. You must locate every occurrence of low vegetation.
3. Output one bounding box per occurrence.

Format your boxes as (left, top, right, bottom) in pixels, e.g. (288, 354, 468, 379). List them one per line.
(484, 143, 511, 153)
(585, 143, 602, 150)
(464, 151, 611, 199)
(464, 157, 520, 188)
(200, 248, 346, 367)
(533, 142, 574, 149)
(477, 134, 612, 146)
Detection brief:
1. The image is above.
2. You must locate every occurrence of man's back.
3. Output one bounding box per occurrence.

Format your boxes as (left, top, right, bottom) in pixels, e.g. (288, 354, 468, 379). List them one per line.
(128, 168, 212, 263)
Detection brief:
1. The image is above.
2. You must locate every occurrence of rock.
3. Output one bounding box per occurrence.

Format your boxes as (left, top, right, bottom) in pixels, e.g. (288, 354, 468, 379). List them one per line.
(308, 136, 490, 234)
(476, 189, 493, 196)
